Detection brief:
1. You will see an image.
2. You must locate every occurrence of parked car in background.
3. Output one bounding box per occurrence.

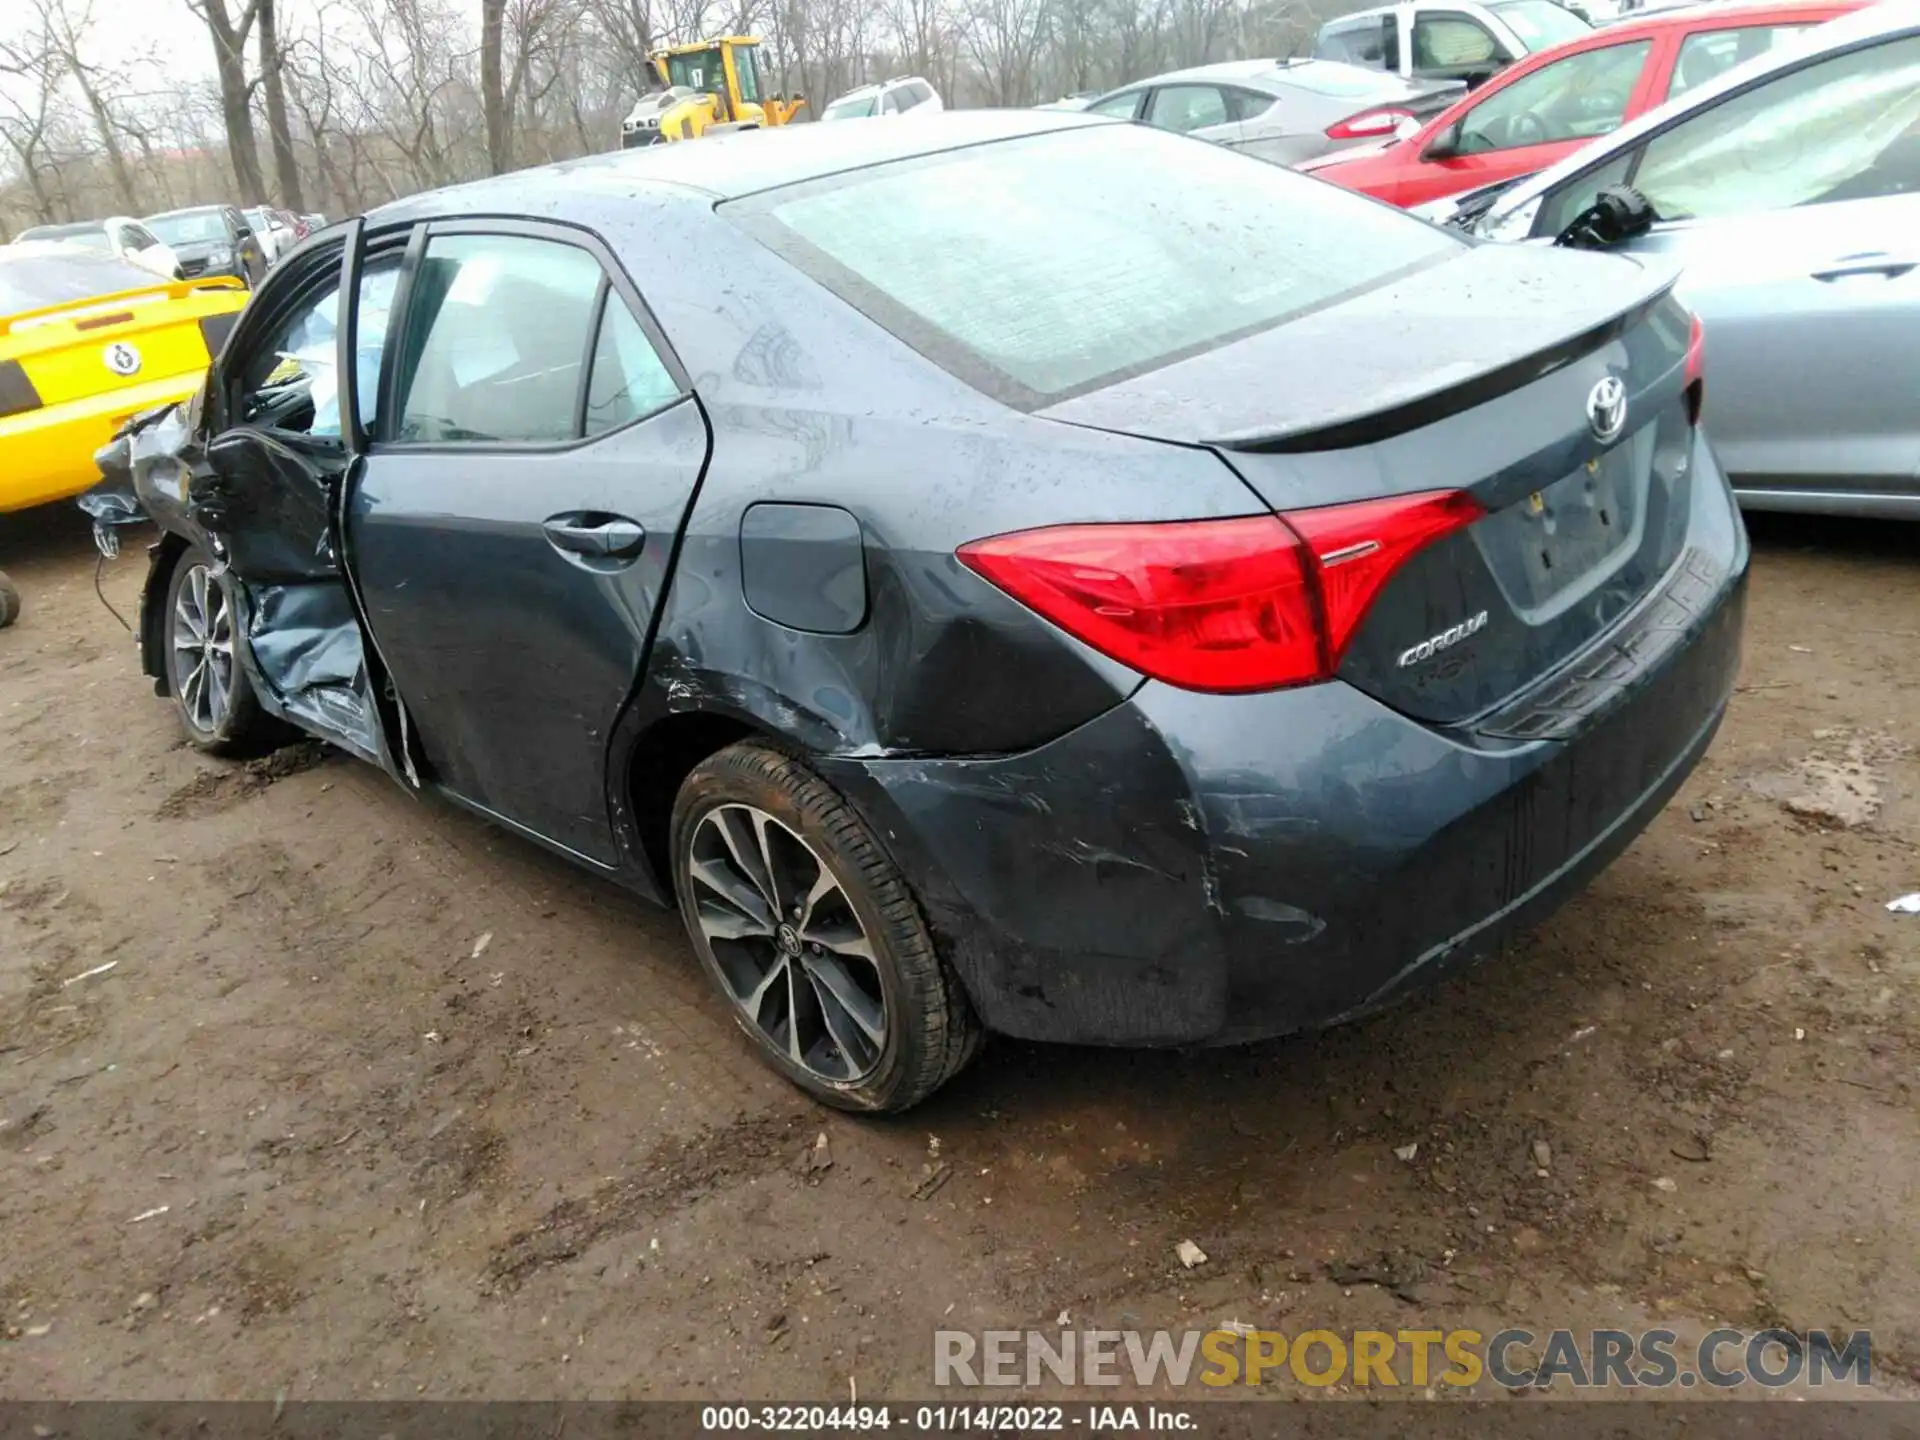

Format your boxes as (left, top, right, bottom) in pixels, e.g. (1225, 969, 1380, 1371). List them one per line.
(243, 206, 297, 265)
(299, 212, 328, 234)
(87, 110, 1743, 1112)
(1472, 1, 1920, 519)
(819, 76, 943, 119)
(0, 244, 246, 515)
(1082, 58, 1465, 164)
(1302, 0, 1859, 208)
(143, 205, 268, 286)
(1313, 0, 1591, 88)
(12, 217, 183, 281)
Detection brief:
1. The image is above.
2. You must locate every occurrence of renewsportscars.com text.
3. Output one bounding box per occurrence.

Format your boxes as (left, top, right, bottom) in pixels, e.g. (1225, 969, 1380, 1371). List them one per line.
(934, 1327, 1872, 1390)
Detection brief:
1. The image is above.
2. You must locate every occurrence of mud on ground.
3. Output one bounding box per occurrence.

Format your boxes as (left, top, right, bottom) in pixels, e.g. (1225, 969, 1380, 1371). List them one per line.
(0, 506, 1916, 1401)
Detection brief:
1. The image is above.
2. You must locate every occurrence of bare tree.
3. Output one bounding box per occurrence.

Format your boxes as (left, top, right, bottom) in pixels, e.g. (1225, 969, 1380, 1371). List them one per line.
(258, 0, 308, 209)
(0, 14, 66, 227)
(184, 0, 268, 200)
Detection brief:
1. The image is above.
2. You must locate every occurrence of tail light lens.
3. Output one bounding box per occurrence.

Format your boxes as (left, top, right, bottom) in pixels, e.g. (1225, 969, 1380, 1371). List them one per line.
(0, 359, 43, 420)
(957, 489, 1483, 693)
(1683, 311, 1705, 425)
(1326, 106, 1415, 140)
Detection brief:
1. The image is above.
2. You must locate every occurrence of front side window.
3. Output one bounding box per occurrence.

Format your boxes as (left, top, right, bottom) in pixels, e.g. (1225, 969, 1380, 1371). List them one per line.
(394, 234, 604, 444)
(235, 252, 402, 438)
(1455, 40, 1649, 153)
(1669, 24, 1811, 99)
(734, 46, 762, 103)
(730, 123, 1458, 406)
(667, 48, 724, 93)
(1629, 33, 1920, 222)
(1146, 85, 1231, 133)
(1414, 13, 1503, 70)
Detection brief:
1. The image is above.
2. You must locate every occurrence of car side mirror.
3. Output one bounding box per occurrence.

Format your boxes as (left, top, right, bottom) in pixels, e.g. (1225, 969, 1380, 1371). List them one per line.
(1423, 121, 1463, 160)
(1554, 184, 1656, 250)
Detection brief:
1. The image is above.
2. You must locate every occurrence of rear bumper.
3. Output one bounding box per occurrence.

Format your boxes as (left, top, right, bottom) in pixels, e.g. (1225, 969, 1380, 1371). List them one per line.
(0, 371, 204, 514)
(822, 446, 1748, 1047)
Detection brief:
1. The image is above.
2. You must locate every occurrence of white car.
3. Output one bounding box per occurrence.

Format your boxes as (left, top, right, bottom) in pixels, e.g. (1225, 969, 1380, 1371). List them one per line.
(243, 207, 297, 266)
(819, 76, 944, 120)
(10, 216, 182, 281)
(1314, 0, 1593, 87)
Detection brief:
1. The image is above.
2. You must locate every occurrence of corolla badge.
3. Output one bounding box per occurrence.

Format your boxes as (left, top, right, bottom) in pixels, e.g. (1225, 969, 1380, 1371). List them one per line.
(103, 341, 143, 377)
(1398, 610, 1488, 669)
(1587, 375, 1627, 444)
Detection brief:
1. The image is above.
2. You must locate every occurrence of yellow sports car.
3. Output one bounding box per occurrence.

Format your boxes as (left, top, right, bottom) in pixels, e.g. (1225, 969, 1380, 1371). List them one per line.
(1, 242, 248, 515)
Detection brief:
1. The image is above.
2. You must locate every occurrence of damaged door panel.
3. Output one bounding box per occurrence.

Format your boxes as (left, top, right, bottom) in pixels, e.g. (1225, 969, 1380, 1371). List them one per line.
(179, 220, 418, 776)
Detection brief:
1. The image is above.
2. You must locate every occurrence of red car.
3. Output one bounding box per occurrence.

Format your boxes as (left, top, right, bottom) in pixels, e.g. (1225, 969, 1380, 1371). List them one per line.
(1300, 0, 1864, 208)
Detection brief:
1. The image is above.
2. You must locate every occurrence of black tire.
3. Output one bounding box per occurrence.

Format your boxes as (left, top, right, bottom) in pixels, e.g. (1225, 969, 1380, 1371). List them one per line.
(670, 741, 981, 1113)
(162, 545, 276, 755)
(0, 570, 19, 629)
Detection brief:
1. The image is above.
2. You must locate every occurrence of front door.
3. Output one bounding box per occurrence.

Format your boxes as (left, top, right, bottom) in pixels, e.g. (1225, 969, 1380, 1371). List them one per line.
(347, 222, 709, 866)
(184, 220, 415, 775)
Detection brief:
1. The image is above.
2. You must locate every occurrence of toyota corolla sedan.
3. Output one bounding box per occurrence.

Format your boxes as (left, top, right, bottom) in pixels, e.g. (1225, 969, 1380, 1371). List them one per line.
(85, 112, 1746, 1112)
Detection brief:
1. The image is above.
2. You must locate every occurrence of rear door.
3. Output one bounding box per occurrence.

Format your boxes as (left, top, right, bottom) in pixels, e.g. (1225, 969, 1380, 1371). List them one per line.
(182, 219, 417, 775)
(348, 220, 710, 866)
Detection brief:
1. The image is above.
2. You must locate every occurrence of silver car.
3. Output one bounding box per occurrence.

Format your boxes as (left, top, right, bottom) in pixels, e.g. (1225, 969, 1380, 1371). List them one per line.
(1083, 59, 1466, 166)
(1472, 3, 1920, 519)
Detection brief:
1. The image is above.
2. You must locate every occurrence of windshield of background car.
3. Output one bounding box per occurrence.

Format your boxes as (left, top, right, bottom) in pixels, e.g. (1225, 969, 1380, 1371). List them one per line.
(727, 124, 1460, 406)
(15, 223, 109, 249)
(1490, 0, 1593, 47)
(667, 48, 725, 92)
(0, 251, 160, 314)
(146, 212, 228, 245)
(823, 94, 879, 118)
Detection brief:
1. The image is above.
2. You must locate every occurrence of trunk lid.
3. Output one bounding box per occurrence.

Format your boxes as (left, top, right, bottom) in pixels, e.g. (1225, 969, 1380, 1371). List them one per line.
(1039, 246, 1703, 727)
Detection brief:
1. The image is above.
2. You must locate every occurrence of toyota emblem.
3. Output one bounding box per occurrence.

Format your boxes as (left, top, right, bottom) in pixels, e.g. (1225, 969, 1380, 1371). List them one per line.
(103, 341, 143, 377)
(1586, 375, 1627, 444)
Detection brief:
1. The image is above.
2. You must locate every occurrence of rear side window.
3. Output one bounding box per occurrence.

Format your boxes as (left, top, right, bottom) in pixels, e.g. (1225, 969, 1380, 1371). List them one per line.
(1669, 24, 1811, 98)
(1146, 85, 1231, 132)
(394, 234, 603, 443)
(729, 124, 1457, 406)
(586, 301, 680, 434)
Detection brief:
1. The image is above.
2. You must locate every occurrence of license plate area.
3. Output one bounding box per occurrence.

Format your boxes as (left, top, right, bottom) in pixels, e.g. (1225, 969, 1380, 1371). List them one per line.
(1476, 423, 1652, 618)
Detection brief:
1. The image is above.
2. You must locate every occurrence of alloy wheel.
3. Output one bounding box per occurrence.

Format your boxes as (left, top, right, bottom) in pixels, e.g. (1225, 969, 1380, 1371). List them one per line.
(171, 562, 235, 734)
(688, 803, 888, 1083)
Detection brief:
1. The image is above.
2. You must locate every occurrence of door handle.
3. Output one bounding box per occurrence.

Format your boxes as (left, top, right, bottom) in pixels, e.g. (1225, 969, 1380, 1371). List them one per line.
(1811, 253, 1919, 281)
(542, 513, 646, 560)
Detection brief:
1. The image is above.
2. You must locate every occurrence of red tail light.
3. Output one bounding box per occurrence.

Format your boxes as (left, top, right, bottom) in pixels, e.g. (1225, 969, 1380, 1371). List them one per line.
(1325, 106, 1415, 140)
(956, 490, 1483, 693)
(1683, 312, 1705, 425)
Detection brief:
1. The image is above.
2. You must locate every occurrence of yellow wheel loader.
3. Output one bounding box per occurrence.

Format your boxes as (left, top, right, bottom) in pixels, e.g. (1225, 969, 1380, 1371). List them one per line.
(620, 37, 806, 148)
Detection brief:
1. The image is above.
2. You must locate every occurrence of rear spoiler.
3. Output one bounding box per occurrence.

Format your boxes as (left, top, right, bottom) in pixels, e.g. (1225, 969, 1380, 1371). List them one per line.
(1406, 77, 1469, 112)
(0, 275, 245, 338)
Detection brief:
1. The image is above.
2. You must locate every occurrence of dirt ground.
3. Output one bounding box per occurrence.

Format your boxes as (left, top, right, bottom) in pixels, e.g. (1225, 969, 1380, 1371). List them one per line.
(0, 502, 1915, 1405)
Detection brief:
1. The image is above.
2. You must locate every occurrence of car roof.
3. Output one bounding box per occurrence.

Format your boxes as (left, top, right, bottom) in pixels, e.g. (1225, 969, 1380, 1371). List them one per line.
(1485, 0, 1920, 223)
(371, 108, 1104, 221)
(15, 221, 106, 238)
(1581, 0, 1862, 41)
(1111, 56, 1425, 92)
(147, 205, 226, 218)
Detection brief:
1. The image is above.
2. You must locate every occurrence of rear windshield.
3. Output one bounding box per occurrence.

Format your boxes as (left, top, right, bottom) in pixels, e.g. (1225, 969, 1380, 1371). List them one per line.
(1280, 59, 1409, 97)
(822, 94, 878, 119)
(0, 251, 161, 313)
(146, 211, 227, 245)
(727, 123, 1458, 406)
(1489, 0, 1591, 48)
(15, 223, 108, 248)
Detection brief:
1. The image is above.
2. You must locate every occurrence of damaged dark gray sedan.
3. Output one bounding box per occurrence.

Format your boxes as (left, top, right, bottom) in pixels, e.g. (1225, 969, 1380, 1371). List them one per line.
(87, 111, 1747, 1112)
